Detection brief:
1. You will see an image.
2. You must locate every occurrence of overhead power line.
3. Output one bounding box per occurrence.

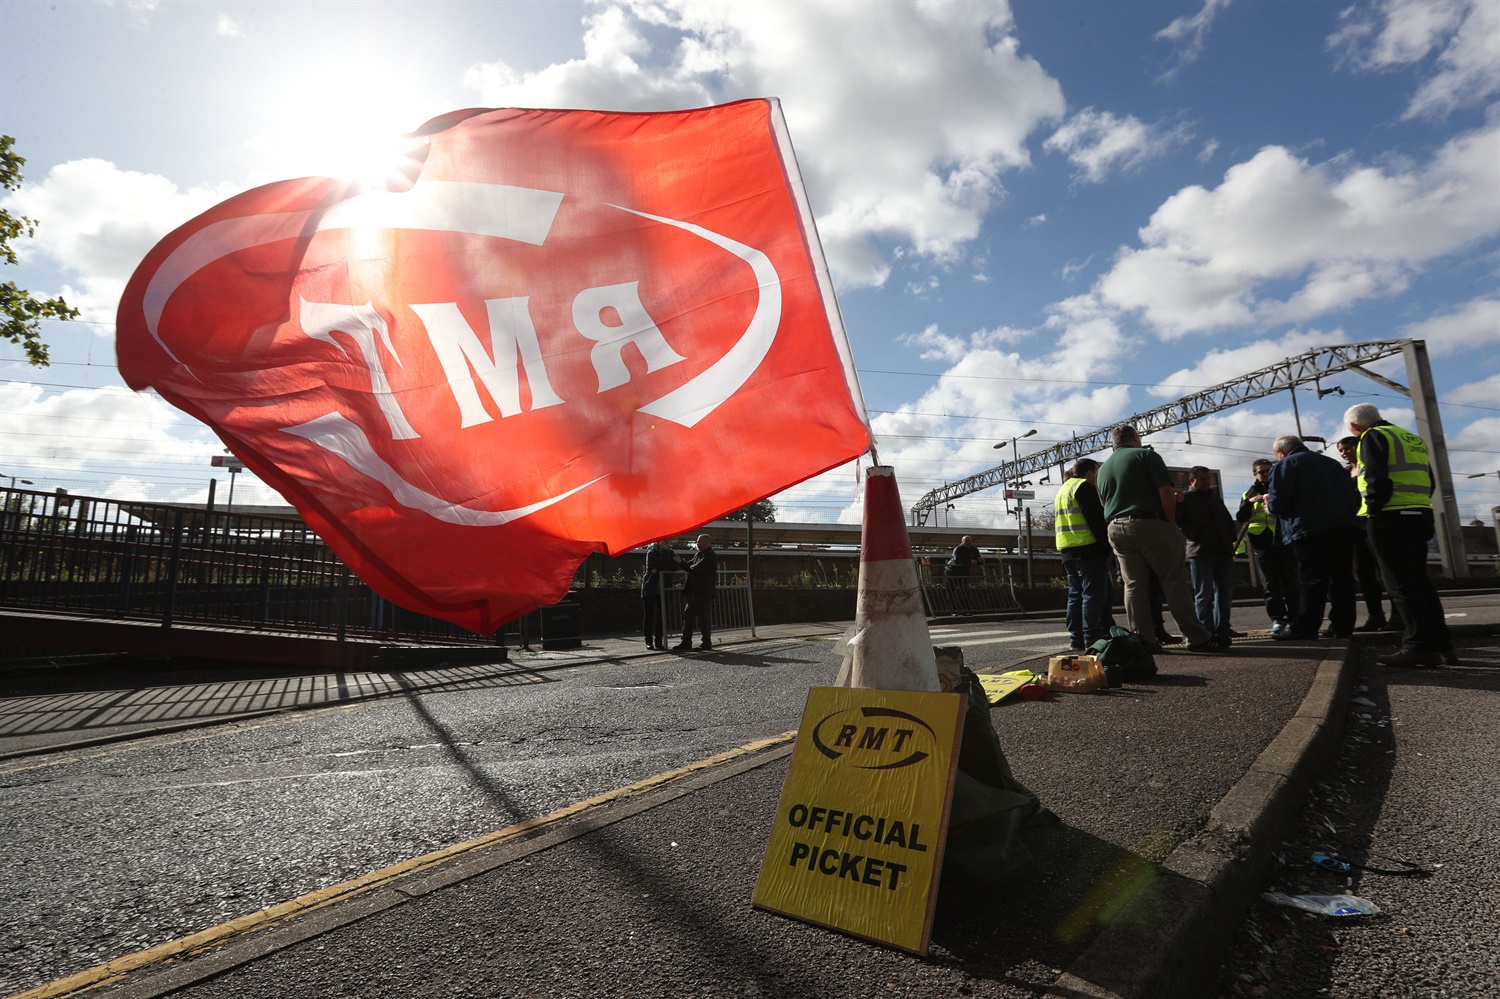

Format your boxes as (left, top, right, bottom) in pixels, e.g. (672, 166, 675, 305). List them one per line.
(910, 338, 1413, 524)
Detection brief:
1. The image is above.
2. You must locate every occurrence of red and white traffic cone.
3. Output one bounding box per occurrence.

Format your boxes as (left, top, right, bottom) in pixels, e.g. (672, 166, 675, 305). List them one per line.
(841, 465, 940, 691)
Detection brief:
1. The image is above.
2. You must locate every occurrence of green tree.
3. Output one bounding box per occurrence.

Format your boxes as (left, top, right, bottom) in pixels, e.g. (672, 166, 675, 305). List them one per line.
(2, 135, 78, 366)
(724, 498, 776, 523)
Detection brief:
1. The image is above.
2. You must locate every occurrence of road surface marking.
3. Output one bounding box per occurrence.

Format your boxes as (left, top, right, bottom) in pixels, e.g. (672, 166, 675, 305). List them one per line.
(12, 730, 797, 999)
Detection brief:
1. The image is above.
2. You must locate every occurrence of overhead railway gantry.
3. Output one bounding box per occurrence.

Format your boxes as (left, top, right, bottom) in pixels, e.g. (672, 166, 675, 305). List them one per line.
(908, 339, 1469, 578)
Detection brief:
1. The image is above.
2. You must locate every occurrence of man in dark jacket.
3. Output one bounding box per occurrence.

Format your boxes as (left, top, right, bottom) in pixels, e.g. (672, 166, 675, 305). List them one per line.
(673, 534, 718, 652)
(1177, 466, 1238, 641)
(641, 540, 679, 650)
(1267, 435, 1359, 640)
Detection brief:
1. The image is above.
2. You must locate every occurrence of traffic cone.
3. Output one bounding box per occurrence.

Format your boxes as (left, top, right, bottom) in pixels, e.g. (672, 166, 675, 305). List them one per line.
(842, 465, 940, 691)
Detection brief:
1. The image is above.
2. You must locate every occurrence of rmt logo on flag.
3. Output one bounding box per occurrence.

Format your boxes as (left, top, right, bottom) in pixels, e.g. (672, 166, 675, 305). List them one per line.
(117, 99, 871, 634)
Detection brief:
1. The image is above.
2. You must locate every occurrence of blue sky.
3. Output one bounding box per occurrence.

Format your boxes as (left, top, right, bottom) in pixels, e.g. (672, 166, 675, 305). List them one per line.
(3, 0, 1498, 530)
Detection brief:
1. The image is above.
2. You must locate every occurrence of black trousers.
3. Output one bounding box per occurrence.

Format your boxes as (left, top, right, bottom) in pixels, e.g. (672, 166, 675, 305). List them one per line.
(1289, 528, 1356, 638)
(1367, 509, 1449, 652)
(1250, 541, 1299, 623)
(642, 592, 664, 646)
(1350, 517, 1387, 622)
(682, 596, 714, 644)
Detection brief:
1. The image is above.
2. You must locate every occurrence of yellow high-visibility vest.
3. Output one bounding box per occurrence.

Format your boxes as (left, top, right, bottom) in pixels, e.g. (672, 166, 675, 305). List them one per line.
(1241, 488, 1274, 536)
(1356, 425, 1433, 514)
(1055, 478, 1097, 549)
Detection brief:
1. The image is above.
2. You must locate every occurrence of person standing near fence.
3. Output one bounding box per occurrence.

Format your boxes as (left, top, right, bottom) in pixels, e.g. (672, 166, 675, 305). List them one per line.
(673, 534, 718, 652)
(641, 540, 678, 651)
(1055, 459, 1110, 653)
(945, 535, 984, 612)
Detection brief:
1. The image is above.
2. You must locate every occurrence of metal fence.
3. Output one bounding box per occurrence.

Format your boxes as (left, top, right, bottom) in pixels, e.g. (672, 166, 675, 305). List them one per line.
(655, 569, 755, 642)
(916, 560, 1023, 617)
(0, 486, 483, 643)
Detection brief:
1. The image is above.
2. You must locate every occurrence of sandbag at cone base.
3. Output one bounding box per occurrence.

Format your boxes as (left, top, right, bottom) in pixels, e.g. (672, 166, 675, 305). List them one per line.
(849, 466, 940, 692)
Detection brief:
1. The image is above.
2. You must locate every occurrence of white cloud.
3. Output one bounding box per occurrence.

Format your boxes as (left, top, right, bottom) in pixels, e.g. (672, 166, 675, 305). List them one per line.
(1090, 120, 1500, 337)
(1448, 372, 1500, 406)
(1399, 296, 1500, 355)
(1198, 138, 1220, 163)
(0, 382, 217, 475)
(216, 14, 245, 38)
(462, 1, 1065, 290)
(1155, 0, 1233, 81)
(0, 160, 240, 322)
(1044, 108, 1190, 183)
(1329, 0, 1500, 119)
(1448, 416, 1500, 468)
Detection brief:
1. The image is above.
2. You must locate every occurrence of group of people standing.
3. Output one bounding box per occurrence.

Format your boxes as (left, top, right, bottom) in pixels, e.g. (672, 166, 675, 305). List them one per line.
(1054, 403, 1453, 668)
(640, 535, 718, 652)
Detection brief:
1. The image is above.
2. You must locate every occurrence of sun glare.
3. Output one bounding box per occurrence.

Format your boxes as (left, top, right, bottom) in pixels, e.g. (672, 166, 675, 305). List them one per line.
(255, 53, 439, 190)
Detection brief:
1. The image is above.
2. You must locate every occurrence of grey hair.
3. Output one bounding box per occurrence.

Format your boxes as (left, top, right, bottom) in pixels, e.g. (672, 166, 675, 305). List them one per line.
(1273, 434, 1301, 455)
(1343, 402, 1381, 429)
(1109, 425, 1138, 448)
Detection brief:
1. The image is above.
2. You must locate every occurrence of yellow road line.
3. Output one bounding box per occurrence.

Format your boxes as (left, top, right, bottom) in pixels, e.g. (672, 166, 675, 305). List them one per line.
(11, 730, 797, 999)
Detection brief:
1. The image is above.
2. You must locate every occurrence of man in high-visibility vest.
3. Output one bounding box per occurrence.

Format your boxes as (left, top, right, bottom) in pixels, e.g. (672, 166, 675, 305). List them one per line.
(1055, 458, 1111, 653)
(1344, 403, 1455, 667)
(1235, 458, 1299, 635)
(1335, 435, 1397, 632)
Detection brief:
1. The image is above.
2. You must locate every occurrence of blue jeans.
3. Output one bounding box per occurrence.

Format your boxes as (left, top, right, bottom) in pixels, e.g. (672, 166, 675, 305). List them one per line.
(1063, 555, 1111, 648)
(1188, 554, 1236, 638)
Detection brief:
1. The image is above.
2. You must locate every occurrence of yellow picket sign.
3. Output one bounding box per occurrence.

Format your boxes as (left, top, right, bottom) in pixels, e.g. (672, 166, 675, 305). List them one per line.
(752, 686, 964, 955)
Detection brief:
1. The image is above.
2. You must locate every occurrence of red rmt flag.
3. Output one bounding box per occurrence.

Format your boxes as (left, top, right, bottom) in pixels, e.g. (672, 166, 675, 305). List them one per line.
(116, 99, 871, 634)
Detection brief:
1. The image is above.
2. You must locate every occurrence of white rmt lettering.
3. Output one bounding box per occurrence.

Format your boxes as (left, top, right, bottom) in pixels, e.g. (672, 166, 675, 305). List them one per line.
(572, 281, 685, 393)
(298, 299, 419, 441)
(412, 298, 565, 426)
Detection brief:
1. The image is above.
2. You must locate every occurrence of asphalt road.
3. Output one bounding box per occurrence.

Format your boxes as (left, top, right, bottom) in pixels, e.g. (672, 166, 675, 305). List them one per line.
(0, 618, 1079, 997)
(5, 596, 1495, 999)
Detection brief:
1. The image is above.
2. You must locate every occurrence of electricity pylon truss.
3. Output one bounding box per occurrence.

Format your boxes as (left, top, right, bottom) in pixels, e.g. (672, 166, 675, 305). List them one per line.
(909, 338, 1411, 525)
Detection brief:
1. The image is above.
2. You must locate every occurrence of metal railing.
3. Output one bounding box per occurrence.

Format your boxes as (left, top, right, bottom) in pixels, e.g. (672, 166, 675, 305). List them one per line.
(656, 569, 756, 642)
(916, 560, 1022, 617)
(0, 487, 486, 644)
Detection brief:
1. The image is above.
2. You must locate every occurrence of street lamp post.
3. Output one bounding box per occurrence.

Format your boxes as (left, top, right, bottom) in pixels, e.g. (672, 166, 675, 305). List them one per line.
(993, 429, 1037, 522)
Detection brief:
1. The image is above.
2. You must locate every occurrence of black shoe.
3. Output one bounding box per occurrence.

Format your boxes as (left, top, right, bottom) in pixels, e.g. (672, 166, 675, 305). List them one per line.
(1354, 618, 1388, 632)
(699, 642, 714, 651)
(1440, 646, 1459, 667)
(1319, 628, 1353, 640)
(1377, 647, 1441, 668)
(1188, 636, 1229, 654)
(671, 642, 693, 652)
(1155, 631, 1184, 646)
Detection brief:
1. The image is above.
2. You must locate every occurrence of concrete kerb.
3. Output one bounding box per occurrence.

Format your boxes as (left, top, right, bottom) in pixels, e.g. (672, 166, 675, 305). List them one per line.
(1051, 623, 1495, 999)
(1051, 641, 1356, 999)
